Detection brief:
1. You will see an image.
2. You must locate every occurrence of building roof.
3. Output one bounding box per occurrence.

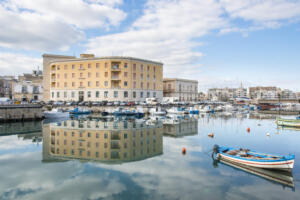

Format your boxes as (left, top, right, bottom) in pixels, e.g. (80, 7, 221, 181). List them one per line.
(45, 54, 163, 65)
(163, 78, 198, 83)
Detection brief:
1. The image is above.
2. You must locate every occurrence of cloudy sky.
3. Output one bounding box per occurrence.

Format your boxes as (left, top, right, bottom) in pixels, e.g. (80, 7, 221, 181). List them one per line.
(0, 0, 300, 91)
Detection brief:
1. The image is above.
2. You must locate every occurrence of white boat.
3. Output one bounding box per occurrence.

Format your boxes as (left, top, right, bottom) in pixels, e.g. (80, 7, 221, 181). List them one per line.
(166, 107, 187, 115)
(43, 109, 69, 119)
(149, 107, 166, 115)
(276, 118, 300, 128)
(199, 105, 212, 113)
(214, 145, 295, 171)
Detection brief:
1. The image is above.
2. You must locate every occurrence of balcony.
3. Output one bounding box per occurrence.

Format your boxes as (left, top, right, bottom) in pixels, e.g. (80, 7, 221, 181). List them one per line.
(164, 89, 175, 93)
(111, 65, 121, 71)
(111, 141, 121, 149)
(51, 77, 56, 81)
(111, 76, 121, 81)
(111, 132, 121, 140)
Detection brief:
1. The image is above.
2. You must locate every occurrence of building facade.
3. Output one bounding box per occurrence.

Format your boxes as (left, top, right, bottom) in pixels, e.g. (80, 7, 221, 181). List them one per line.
(163, 78, 198, 101)
(248, 86, 280, 100)
(207, 86, 247, 102)
(43, 54, 163, 102)
(0, 76, 16, 98)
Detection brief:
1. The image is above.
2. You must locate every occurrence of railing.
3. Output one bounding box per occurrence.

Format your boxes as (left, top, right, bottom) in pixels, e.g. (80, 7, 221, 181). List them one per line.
(111, 76, 120, 80)
(111, 65, 121, 71)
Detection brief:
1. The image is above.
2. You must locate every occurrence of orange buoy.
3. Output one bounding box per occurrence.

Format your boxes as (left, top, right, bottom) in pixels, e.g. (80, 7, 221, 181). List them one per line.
(247, 127, 250, 132)
(182, 147, 186, 155)
(208, 133, 214, 138)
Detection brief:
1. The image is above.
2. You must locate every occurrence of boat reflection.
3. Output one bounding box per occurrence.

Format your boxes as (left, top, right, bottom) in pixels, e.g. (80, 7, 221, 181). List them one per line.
(42, 118, 163, 164)
(163, 116, 198, 137)
(217, 158, 295, 190)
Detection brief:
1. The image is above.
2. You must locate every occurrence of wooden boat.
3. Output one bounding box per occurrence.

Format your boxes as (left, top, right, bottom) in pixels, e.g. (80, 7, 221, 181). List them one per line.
(276, 118, 300, 128)
(214, 145, 295, 171)
(219, 159, 294, 188)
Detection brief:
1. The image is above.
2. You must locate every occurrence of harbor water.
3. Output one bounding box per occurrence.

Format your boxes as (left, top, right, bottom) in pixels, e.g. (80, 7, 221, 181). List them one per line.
(0, 113, 300, 200)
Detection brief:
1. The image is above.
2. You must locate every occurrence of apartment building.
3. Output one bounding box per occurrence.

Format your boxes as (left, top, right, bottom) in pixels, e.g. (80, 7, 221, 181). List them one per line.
(42, 120, 163, 163)
(207, 87, 247, 101)
(248, 86, 280, 100)
(163, 78, 198, 101)
(43, 54, 163, 102)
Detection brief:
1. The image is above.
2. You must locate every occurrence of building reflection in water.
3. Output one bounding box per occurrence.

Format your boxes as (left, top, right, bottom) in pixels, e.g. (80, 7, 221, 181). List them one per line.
(163, 116, 198, 137)
(42, 119, 163, 164)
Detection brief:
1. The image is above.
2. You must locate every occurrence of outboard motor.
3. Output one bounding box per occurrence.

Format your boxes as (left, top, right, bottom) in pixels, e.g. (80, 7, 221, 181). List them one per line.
(213, 144, 219, 154)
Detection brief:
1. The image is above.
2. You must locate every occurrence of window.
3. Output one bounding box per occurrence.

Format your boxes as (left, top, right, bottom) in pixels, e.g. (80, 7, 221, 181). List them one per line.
(140, 92, 143, 98)
(140, 82, 143, 89)
(57, 65, 60, 70)
(133, 91, 136, 98)
(140, 64, 143, 71)
(88, 81, 91, 87)
(133, 64, 136, 71)
(133, 73, 136, 80)
(57, 92, 60, 98)
(153, 66, 156, 72)
(104, 133, 108, 139)
(96, 81, 99, 86)
(140, 74, 143, 80)
(72, 91, 75, 98)
(105, 63, 108, 68)
(80, 82, 83, 87)
(124, 91, 128, 98)
(80, 64, 83, 69)
(96, 63, 99, 68)
(124, 63, 128, 68)
(96, 72, 99, 77)
(80, 73, 83, 78)
(88, 91, 91, 98)
(72, 73, 75, 78)
(104, 91, 108, 98)
(147, 82, 150, 89)
(124, 72, 128, 77)
(96, 91, 99, 98)
(64, 82, 67, 87)
(72, 82, 75, 87)
(88, 72, 91, 78)
(105, 72, 108, 77)
(88, 63, 91, 68)
(147, 92, 150, 98)
(114, 91, 118, 98)
(104, 81, 108, 86)
(64, 65, 67, 70)
(147, 66, 150, 71)
(153, 92, 156, 98)
(96, 133, 99, 138)
(72, 64, 75, 69)
(52, 92, 54, 98)
(147, 74, 150, 81)
(153, 83, 156, 89)
(64, 92, 67, 98)
(64, 73, 67, 78)
(124, 81, 128, 87)
(133, 81, 136, 88)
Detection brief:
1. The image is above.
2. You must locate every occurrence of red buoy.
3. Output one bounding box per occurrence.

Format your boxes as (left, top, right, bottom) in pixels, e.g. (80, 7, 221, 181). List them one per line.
(247, 127, 250, 132)
(182, 147, 186, 155)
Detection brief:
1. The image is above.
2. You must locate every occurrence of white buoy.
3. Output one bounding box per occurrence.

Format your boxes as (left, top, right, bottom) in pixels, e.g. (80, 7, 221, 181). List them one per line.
(266, 133, 270, 136)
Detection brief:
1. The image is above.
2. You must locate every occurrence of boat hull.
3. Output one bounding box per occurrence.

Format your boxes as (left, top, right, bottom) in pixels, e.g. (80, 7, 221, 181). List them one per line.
(218, 153, 294, 171)
(276, 118, 300, 128)
(43, 112, 69, 119)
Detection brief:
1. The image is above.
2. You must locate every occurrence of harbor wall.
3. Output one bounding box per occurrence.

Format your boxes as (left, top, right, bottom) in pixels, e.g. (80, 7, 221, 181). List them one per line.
(0, 104, 43, 122)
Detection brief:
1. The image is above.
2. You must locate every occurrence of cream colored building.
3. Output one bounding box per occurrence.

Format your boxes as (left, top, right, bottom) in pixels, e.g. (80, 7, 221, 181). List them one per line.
(163, 117, 198, 137)
(43, 54, 163, 102)
(42, 119, 163, 163)
(163, 78, 198, 101)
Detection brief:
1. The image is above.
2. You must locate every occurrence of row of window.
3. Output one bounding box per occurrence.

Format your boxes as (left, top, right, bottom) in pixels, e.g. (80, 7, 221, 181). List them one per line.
(53, 81, 157, 89)
(53, 72, 158, 81)
(54, 63, 158, 72)
(52, 91, 157, 98)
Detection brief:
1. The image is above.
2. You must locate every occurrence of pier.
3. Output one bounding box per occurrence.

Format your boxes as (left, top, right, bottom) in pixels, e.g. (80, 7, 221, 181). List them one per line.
(0, 104, 43, 122)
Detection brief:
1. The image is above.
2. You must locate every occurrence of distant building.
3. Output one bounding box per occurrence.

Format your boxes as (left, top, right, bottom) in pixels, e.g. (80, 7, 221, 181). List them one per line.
(163, 78, 198, 102)
(0, 76, 17, 98)
(12, 70, 43, 101)
(198, 92, 207, 101)
(207, 85, 247, 102)
(248, 86, 280, 100)
(296, 92, 300, 99)
(42, 54, 163, 102)
(280, 89, 297, 100)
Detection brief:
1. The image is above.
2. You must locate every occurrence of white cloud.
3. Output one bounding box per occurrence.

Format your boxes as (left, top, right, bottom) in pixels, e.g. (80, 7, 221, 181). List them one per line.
(86, 0, 227, 78)
(0, 0, 126, 51)
(0, 53, 41, 75)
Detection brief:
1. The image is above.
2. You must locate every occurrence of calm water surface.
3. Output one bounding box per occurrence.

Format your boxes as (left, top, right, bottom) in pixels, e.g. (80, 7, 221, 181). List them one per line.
(0, 113, 300, 200)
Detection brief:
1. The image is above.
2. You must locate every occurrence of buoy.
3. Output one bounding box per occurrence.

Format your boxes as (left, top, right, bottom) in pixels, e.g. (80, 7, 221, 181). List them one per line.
(266, 133, 270, 136)
(182, 147, 186, 154)
(247, 127, 250, 132)
(208, 133, 214, 138)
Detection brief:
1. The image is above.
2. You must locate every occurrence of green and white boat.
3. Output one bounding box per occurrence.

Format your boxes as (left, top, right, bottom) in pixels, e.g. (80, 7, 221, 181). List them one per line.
(276, 118, 300, 128)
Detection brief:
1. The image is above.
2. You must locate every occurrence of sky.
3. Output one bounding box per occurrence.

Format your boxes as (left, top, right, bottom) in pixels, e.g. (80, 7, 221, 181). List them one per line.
(0, 0, 299, 92)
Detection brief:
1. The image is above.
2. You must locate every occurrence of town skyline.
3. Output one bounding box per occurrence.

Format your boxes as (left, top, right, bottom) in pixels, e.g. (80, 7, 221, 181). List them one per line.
(0, 0, 300, 91)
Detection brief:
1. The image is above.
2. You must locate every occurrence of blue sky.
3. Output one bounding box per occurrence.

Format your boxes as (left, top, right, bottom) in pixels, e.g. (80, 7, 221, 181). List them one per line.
(0, 0, 300, 91)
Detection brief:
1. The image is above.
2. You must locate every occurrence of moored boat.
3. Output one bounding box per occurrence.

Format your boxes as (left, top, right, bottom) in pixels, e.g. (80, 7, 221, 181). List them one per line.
(213, 145, 295, 171)
(43, 109, 69, 119)
(276, 118, 300, 128)
(69, 107, 92, 115)
(149, 107, 167, 115)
